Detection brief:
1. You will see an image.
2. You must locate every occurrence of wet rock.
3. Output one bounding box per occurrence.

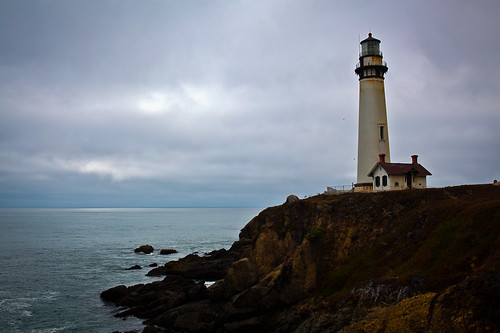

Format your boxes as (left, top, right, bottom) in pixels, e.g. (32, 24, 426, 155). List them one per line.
(147, 252, 228, 280)
(126, 265, 142, 270)
(134, 245, 154, 254)
(101, 285, 129, 302)
(147, 241, 250, 280)
(142, 326, 164, 333)
(159, 249, 178, 255)
(101, 275, 208, 320)
(148, 263, 158, 267)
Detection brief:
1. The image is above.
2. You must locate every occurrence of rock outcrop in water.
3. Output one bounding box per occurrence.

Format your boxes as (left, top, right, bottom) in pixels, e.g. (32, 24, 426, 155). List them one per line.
(103, 184, 500, 332)
(147, 242, 250, 280)
(134, 245, 154, 254)
(159, 249, 178, 255)
(126, 264, 142, 270)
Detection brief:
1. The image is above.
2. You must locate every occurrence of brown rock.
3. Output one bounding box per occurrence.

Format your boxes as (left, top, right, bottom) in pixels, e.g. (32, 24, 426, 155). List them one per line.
(159, 249, 178, 255)
(225, 257, 258, 293)
(126, 264, 142, 270)
(100, 285, 128, 302)
(285, 194, 300, 204)
(142, 326, 163, 333)
(134, 245, 154, 254)
(147, 242, 250, 280)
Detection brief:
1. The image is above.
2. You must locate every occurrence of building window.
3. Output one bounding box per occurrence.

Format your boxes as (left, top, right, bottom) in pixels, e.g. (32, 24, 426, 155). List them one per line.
(379, 125, 385, 141)
(395, 182, 399, 187)
(382, 175, 388, 186)
(375, 176, 380, 187)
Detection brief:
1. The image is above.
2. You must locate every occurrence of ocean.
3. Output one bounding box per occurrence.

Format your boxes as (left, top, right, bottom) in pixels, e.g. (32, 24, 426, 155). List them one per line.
(0, 208, 262, 333)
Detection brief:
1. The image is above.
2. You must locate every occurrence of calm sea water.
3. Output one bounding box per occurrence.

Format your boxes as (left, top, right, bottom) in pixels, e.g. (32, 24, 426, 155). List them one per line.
(0, 208, 262, 333)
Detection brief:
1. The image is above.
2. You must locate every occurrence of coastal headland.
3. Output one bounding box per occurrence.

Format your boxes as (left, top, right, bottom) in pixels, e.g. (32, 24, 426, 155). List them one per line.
(102, 184, 500, 332)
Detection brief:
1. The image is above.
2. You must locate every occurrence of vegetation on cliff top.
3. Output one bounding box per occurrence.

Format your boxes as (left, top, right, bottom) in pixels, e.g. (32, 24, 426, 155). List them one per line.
(315, 185, 500, 299)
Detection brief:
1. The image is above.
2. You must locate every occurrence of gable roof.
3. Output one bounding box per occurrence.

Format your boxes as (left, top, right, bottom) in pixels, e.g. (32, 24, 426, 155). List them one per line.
(368, 162, 432, 177)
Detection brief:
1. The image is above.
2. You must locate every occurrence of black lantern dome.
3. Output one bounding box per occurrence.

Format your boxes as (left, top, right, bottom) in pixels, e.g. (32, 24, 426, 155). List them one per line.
(355, 33, 388, 80)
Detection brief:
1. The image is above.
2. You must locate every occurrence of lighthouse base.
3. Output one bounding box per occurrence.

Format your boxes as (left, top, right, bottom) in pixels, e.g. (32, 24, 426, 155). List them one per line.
(354, 182, 373, 192)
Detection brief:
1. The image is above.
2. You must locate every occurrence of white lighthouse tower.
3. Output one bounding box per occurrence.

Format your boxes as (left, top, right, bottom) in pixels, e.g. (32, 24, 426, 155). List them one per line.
(354, 33, 390, 191)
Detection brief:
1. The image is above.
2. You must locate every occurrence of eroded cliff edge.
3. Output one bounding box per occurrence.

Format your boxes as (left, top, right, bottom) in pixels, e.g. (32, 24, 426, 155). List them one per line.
(103, 184, 500, 332)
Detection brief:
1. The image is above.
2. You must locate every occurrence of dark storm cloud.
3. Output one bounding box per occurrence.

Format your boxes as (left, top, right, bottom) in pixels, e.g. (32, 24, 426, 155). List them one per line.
(1, 0, 499, 207)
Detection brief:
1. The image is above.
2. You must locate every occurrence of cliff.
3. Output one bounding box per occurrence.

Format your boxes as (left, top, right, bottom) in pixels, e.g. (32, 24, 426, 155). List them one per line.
(102, 184, 500, 332)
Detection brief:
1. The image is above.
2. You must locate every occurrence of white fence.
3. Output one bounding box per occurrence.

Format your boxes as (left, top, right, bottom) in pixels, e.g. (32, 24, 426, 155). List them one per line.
(325, 184, 354, 194)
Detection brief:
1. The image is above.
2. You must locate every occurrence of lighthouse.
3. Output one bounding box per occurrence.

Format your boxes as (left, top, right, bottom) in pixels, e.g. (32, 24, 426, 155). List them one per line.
(354, 33, 390, 191)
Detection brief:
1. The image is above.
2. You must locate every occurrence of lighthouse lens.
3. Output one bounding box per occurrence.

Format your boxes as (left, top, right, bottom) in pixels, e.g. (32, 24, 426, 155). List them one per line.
(362, 41, 380, 56)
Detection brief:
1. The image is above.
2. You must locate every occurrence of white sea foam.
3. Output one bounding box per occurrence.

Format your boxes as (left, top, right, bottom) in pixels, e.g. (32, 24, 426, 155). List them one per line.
(0, 298, 31, 314)
(22, 310, 33, 317)
(0, 290, 59, 315)
(30, 322, 76, 333)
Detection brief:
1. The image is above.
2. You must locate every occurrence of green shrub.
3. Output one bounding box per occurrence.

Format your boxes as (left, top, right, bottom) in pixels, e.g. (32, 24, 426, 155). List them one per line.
(306, 225, 324, 241)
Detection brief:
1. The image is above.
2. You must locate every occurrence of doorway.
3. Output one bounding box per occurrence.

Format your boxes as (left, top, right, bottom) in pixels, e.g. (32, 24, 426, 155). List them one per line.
(406, 172, 412, 188)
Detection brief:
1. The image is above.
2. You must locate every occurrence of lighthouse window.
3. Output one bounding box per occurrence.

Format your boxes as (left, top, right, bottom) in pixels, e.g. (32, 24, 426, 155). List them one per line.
(375, 176, 380, 187)
(362, 41, 380, 56)
(379, 125, 385, 140)
(382, 175, 388, 186)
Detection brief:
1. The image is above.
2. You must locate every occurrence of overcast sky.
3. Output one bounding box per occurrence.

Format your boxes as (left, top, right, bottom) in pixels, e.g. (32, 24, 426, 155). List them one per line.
(1, 0, 499, 207)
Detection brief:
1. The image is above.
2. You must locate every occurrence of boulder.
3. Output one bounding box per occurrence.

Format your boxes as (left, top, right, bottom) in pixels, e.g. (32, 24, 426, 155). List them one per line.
(147, 242, 250, 280)
(160, 249, 178, 255)
(134, 245, 154, 254)
(101, 275, 208, 320)
(142, 326, 164, 333)
(100, 285, 129, 302)
(285, 194, 299, 204)
(126, 265, 142, 270)
(224, 257, 258, 293)
(147, 253, 228, 279)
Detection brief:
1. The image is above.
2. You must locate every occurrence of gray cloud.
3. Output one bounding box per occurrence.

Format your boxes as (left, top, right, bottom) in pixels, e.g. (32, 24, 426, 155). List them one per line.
(1, 0, 499, 207)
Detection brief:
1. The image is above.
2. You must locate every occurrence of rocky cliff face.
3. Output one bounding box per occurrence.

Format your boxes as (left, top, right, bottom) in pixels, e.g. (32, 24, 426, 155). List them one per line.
(103, 184, 500, 332)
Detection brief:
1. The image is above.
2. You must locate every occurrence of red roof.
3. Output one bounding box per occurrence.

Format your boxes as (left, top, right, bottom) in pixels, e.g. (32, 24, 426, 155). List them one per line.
(368, 163, 432, 177)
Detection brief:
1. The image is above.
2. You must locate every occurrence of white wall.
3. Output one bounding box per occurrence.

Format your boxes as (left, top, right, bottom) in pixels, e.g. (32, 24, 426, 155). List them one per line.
(371, 167, 427, 191)
(357, 78, 390, 184)
(372, 166, 390, 191)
